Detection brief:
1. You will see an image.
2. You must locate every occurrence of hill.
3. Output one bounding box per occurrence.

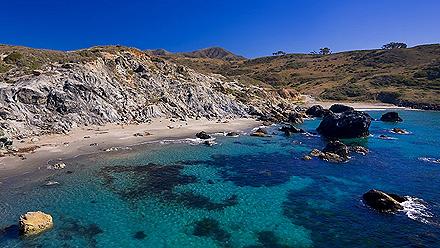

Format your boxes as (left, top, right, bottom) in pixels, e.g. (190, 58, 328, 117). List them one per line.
(159, 44, 440, 110)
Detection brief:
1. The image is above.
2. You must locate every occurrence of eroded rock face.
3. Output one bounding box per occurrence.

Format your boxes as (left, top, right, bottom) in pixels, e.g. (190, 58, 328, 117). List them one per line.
(317, 110, 372, 138)
(19, 211, 53, 236)
(329, 104, 354, 113)
(380, 112, 403, 122)
(363, 189, 405, 212)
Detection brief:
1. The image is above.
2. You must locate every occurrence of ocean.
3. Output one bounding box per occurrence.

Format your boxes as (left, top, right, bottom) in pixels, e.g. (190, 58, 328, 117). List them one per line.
(1, 110, 440, 247)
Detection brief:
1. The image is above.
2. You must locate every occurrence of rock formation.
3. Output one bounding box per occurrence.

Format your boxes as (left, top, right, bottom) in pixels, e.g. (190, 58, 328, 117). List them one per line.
(19, 211, 53, 236)
(317, 110, 372, 138)
(363, 189, 405, 212)
(380, 112, 403, 122)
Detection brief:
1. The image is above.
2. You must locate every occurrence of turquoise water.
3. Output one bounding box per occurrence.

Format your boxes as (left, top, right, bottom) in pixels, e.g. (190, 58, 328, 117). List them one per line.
(1, 110, 440, 247)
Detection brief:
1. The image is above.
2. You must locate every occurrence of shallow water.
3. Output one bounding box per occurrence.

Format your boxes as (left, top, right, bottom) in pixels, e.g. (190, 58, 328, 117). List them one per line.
(1, 110, 440, 247)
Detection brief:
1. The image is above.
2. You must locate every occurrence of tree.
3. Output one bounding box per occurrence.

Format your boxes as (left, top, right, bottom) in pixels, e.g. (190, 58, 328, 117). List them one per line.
(382, 42, 407, 49)
(272, 51, 286, 56)
(319, 47, 331, 55)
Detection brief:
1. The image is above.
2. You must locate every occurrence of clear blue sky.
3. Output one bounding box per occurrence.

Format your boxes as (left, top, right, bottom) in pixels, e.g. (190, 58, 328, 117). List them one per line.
(1, 0, 439, 58)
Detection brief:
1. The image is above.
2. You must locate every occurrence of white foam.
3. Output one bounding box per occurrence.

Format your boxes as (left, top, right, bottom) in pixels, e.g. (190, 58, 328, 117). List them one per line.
(400, 197, 434, 225)
(418, 157, 440, 164)
(159, 137, 216, 145)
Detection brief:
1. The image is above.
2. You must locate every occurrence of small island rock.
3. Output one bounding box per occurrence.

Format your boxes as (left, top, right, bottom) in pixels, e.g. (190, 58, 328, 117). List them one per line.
(380, 112, 403, 122)
(19, 211, 53, 236)
(196, 131, 211, 139)
(362, 189, 405, 213)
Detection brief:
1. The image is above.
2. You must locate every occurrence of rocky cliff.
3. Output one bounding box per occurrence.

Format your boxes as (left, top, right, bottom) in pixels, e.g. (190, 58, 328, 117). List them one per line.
(0, 45, 300, 139)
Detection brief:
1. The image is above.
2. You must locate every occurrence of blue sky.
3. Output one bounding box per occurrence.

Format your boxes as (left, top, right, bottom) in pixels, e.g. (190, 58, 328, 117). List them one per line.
(1, 0, 439, 57)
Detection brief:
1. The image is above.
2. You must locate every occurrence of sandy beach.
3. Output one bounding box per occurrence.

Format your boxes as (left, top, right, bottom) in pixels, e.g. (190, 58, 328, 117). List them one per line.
(0, 117, 260, 180)
(302, 95, 406, 111)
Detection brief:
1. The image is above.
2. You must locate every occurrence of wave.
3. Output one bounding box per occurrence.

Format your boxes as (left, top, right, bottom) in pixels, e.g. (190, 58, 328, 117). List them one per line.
(418, 157, 440, 164)
(159, 137, 216, 146)
(400, 197, 436, 225)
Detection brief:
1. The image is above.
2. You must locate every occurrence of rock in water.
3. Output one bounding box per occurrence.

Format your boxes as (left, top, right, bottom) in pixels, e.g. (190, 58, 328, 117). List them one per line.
(329, 104, 354, 113)
(322, 140, 349, 159)
(317, 110, 371, 138)
(251, 127, 269, 137)
(19, 211, 53, 236)
(226, 132, 239, 137)
(196, 131, 211, 139)
(279, 124, 304, 136)
(305, 105, 325, 117)
(380, 112, 403, 122)
(362, 189, 405, 212)
(47, 162, 66, 170)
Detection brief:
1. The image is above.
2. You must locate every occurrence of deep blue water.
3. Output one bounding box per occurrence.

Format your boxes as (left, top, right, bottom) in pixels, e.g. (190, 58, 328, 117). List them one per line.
(1, 110, 440, 247)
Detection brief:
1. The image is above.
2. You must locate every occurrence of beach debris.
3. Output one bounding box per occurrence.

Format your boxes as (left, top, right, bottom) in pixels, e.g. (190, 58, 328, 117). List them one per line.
(89, 143, 98, 146)
(19, 211, 53, 236)
(167, 125, 174, 129)
(380, 112, 403, 122)
(83, 136, 91, 139)
(30, 137, 39, 143)
(47, 162, 66, 170)
(363, 189, 405, 213)
(196, 131, 211, 139)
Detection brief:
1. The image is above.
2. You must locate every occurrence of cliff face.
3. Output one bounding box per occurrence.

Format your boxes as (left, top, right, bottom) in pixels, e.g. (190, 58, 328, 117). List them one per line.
(0, 46, 300, 137)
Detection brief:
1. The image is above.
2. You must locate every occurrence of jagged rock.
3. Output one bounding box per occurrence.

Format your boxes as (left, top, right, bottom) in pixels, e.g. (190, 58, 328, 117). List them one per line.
(196, 131, 211, 139)
(317, 110, 372, 138)
(309, 149, 323, 157)
(279, 124, 304, 136)
(287, 112, 304, 124)
(319, 152, 345, 163)
(226, 132, 239, 137)
(363, 189, 405, 212)
(322, 140, 349, 159)
(391, 128, 408, 134)
(329, 104, 354, 113)
(47, 162, 66, 170)
(19, 211, 53, 236)
(305, 105, 325, 117)
(380, 112, 403, 122)
(204, 140, 216, 146)
(350, 145, 369, 155)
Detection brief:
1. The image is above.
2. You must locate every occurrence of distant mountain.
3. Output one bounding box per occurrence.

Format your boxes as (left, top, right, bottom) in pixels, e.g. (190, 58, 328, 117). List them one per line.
(177, 47, 246, 61)
(144, 48, 172, 56)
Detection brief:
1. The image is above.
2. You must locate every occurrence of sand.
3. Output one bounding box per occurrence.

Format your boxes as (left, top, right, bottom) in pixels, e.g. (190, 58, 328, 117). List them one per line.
(302, 95, 406, 111)
(0, 117, 261, 180)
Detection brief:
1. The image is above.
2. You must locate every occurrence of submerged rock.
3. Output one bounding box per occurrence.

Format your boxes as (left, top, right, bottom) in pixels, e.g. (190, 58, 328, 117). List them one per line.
(279, 124, 304, 136)
(350, 145, 369, 155)
(19, 211, 53, 236)
(380, 112, 403, 122)
(363, 189, 405, 212)
(391, 128, 409, 134)
(317, 110, 371, 138)
(196, 131, 211, 139)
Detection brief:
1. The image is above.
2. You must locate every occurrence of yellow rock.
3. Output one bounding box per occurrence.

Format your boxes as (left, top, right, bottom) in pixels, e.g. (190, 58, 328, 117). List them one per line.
(19, 211, 53, 236)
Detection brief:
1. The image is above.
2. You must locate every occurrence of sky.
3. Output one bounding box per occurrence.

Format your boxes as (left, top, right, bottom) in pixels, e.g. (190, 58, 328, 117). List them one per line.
(1, 0, 439, 58)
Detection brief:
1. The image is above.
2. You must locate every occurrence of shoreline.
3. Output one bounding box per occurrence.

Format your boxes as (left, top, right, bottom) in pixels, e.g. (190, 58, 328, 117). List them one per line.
(0, 117, 261, 181)
(301, 95, 408, 111)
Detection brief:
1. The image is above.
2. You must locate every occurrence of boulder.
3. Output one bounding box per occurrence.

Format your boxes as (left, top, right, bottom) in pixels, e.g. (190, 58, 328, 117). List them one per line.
(204, 140, 217, 146)
(279, 124, 304, 136)
(317, 110, 372, 138)
(287, 112, 304, 124)
(19, 211, 53, 236)
(226, 132, 239, 137)
(319, 152, 345, 163)
(380, 112, 403, 122)
(196, 131, 211, 139)
(302, 155, 312, 161)
(322, 140, 349, 159)
(251, 128, 269, 137)
(47, 162, 66, 170)
(305, 105, 325, 117)
(362, 189, 405, 212)
(329, 104, 354, 113)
